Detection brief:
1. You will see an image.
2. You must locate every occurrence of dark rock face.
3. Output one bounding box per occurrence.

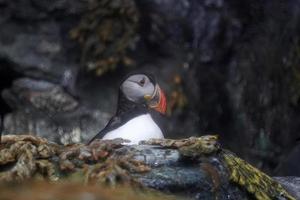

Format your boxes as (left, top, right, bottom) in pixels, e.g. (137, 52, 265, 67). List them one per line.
(135, 0, 300, 176)
(0, 0, 86, 83)
(222, 1, 300, 175)
(0, 0, 300, 177)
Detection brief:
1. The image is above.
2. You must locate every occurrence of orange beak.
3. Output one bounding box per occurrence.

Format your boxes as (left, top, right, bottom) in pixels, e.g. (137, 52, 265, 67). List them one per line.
(145, 85, 167, 114)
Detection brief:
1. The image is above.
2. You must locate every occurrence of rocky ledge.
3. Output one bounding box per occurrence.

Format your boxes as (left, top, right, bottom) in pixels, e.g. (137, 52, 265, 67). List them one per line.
(0, 135, 298, 200)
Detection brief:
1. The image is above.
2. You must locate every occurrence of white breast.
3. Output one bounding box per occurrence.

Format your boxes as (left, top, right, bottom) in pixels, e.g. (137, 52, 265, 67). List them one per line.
(102, 114, 164, 144)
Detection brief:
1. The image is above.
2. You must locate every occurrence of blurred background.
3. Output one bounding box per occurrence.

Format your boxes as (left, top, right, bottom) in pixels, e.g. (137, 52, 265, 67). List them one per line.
(0, 0, 299, 177)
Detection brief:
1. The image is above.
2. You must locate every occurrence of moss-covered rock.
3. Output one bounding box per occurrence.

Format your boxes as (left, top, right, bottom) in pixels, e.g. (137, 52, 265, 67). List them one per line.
(0, 135, 296, 200)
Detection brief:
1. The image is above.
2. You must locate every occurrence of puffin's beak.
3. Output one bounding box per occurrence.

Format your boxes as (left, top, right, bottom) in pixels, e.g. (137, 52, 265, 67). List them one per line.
(144, 85, 167, 114)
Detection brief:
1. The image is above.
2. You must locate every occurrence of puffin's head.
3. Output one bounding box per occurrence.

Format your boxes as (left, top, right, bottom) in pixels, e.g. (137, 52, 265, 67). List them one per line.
(120, 73, 167, 114)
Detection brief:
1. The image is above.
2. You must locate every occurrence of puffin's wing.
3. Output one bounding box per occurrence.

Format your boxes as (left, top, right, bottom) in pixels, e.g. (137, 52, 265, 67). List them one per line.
(149, 109, 167, 136)
(87, 116, 121, 144)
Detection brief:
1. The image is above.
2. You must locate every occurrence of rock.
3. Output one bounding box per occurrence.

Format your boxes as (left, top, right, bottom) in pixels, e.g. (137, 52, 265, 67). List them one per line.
(2, 78, 78, 112)
(0, 0, 300, 177)
(1, 78, 110, 144)
(0, 0, 134, 145)
(275, 177, 300, 200)
(0, 0, 85, 83)
(276, 144, 300, 176)
(0, 135, 297, 200)
(135, 0, 300, 176)
(130, 145, 249, 199)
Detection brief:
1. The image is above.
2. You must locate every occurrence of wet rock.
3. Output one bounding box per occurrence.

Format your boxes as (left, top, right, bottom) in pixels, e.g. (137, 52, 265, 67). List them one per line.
(139, 167, 250, 200)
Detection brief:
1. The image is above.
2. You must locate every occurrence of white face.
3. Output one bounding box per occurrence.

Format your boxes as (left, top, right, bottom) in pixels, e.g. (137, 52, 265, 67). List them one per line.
(120, 74, 155, 103)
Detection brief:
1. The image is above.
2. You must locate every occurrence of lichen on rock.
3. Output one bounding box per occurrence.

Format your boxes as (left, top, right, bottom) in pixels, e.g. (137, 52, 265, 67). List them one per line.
(70, 0, 139, 75)
(0, 134, 297, 200)
(141, 135, 296, 200)
(223, 151, 295, 200)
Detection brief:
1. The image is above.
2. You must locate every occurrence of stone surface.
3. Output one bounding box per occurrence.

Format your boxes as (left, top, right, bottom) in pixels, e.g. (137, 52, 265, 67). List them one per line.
(1, 135, 299, 200)
(0, 0, 86, 84)
(1, 78, 110, 144)
(129, 145, 249, 200)
(275, 177, 300, 200)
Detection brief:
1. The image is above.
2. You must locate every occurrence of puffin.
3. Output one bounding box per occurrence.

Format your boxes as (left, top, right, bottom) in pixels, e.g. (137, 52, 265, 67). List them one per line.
(88, 73, 167, 145)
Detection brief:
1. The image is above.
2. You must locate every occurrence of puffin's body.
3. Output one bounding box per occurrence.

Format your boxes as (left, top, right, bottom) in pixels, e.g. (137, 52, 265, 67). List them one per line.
(88, 73, 167, 145)
(102, 113, 163, 144)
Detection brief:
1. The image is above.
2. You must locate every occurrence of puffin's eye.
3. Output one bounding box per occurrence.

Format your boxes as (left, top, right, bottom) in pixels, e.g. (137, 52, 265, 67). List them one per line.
(139, 77, 146, 86)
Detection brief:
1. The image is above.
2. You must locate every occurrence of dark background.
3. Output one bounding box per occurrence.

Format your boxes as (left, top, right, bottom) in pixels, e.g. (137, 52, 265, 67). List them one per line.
(0, 0, 300, 176)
